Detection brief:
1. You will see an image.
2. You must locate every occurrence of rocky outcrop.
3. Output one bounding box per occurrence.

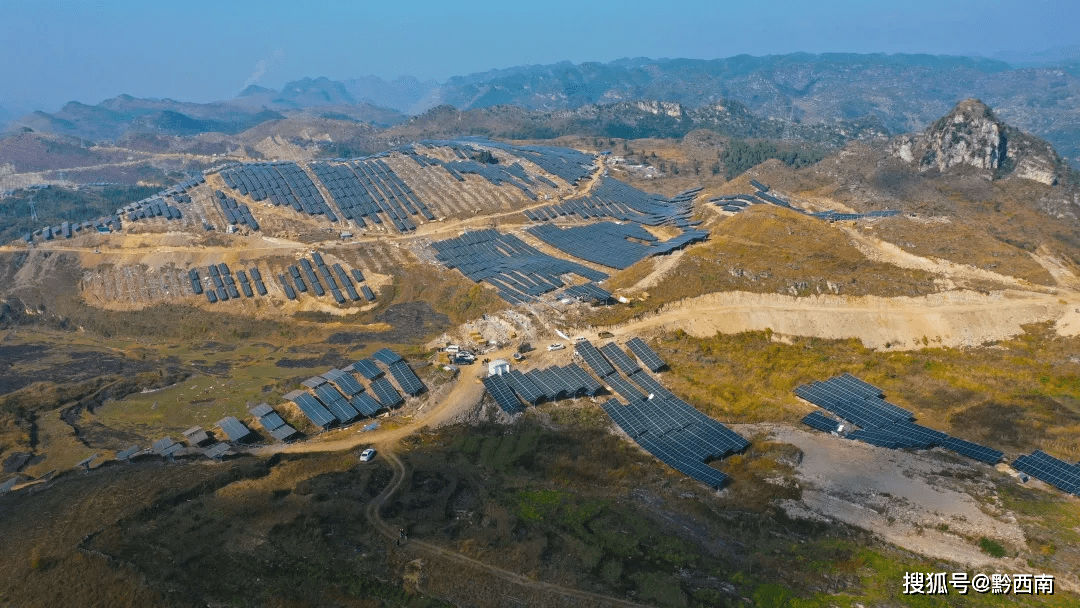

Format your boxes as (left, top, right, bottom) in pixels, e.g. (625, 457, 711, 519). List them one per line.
(890, 99, 1064, 185)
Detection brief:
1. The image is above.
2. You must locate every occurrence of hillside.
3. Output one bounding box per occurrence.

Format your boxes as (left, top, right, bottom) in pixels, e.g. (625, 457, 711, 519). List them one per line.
(2, 103, 1080, 606)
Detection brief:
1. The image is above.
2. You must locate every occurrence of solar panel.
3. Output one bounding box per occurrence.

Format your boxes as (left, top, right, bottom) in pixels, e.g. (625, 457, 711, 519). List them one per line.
(361, 285, 376, 301)
(1011, 451, 1080, 495)
(323, 368, 365, 396)
(626, 337, 666, 372)
(373, 348, 403, 365)
(599, 343, 640, 375)
(606, 373, 647, 402)
(269, 424, 298, 442)
(216, 417, 251, 441)
(505, 369, 544, 404)
(941, 437, 1003, 465)
(565, 363, 603, 395)
(351, 359, 384, 379)
(302, 376, 327, 389)
(802, 411, 841, 433)
(116, 445, 141, 460)
(628, 371, 675, 400)
(285, 390, 337, 428)
(153, 437, 183, 457)
(351, 392, 383, 416)
(249, 403, 274, 417)
(204, 443, 230, 459)
(370, 377, 404, 408)
(483, 374, 524, 414)
(258, 411, 287, 432)
(574, 340, 615, 378)
(388, 361, 425, 396)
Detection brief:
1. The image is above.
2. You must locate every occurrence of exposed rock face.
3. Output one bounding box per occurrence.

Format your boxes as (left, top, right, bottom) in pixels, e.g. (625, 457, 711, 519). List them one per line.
(890, 98, 1063, 185)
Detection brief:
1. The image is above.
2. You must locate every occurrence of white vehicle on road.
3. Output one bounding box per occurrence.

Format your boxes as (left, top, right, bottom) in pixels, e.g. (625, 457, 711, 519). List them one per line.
(359, 448, 377, 462)
(547, 343, 566, 351)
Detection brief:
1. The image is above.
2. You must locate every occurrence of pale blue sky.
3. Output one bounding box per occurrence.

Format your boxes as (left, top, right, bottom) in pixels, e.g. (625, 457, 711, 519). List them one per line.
(1, 0, 1077, 114)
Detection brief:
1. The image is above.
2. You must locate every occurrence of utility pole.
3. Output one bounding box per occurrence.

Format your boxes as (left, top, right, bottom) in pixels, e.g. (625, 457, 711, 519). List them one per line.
(29, 198, 38, 222)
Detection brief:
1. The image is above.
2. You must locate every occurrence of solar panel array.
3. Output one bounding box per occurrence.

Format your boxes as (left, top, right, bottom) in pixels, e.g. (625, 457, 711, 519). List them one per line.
(214, 190, 259, 230)
(313, 383, 360, 423)
(432, 229, 607, 304)
(1011, 451, 1080, 496)
(444, 139, 596, 185)
(716, 181, 900, 221)
(28, 213, 122, 242)
(220, 162, 336, 219)
(561, 283, 612, 303)
(198, 263, 271, 304)
(795, 374, 1003, 464)
(250, 403, 298, 442)
(602, 397, 748, 489)
(310, 158, 435, 232)
(278, 253, 371, 305)
(626, 338, 666, 372)
(389, 361, 426, 396)
(527, 222, 706, 270)
(801, 411, 842, 434)
(285, 390, 337, 428)
(484, 363, 604, 410)
(525, 178, 695, 227)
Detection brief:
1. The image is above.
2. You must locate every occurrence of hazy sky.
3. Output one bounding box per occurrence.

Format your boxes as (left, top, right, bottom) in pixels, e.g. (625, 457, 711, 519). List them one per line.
(2, 0, 1077, 114)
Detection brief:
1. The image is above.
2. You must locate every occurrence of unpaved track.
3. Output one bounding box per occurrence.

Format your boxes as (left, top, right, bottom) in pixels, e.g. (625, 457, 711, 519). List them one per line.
(366, 449, 651, 608)
(603, 289, 1077, 349)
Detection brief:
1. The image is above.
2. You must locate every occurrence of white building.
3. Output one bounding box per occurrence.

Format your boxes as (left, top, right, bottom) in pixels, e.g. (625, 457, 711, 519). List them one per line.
(488, 359, 510, 376)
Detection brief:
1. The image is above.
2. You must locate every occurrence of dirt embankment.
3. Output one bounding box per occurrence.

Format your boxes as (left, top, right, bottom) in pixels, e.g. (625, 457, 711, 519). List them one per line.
(606, 289, 1076, 350)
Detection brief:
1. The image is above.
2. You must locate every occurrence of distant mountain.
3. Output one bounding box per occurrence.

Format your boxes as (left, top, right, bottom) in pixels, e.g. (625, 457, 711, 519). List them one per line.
(340, 75, 441, 116)
(422, 54, 1080, 166)
(8, 53, 1080, 167)
(385, 99, 888, 146)
(12, 86, 408, 142)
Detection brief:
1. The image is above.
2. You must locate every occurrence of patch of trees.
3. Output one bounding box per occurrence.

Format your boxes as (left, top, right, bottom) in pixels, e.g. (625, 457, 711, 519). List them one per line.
(721, 139, 825, 179)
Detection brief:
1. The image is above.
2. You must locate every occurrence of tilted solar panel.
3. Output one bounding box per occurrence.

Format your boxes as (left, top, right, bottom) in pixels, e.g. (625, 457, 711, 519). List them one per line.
(483, 374, 524, 414)
(599, 343, 641, 375)
(351, 359, 384, 380)
(389, 361, 425, 396)
(370, 377, 404, 408)
(575, 340, 615, 378)
(373, 348, 403, 365)
(626, 337, 666, 372)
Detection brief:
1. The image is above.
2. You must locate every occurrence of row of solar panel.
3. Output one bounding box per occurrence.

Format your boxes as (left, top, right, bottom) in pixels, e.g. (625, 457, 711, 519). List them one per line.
(192, 264, 268, 303)
(796, 375, 1004, 465)
(284, 350, 423, 428)
(215, 189, 259, 230)
(27, 216, 121, 242)
(561, 283, 613, 303)
(221, 162, 336, 219)
(277, 254, 374, 304)
(484, 363, 606, 414)
(719, 181, 900, 223)
(310, 158, 436, 233)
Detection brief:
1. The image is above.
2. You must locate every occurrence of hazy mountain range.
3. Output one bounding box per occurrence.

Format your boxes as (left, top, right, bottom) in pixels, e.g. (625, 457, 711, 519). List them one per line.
(6, 53, 1080, 165)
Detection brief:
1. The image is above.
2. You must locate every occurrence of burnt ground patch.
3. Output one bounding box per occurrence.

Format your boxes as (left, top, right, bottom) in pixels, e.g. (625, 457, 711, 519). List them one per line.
(326, 301, 451, 347)
(0, 342, 159, 397)
(274, 349, 355, 370)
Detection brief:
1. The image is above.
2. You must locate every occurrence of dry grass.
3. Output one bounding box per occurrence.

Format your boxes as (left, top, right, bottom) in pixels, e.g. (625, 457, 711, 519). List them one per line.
(655, 323, 1080, 459)
(590, 205, 940, 326)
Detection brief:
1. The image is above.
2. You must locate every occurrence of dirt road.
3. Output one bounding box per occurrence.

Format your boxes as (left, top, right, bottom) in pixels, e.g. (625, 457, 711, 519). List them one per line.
(602, 288, 1078, 350)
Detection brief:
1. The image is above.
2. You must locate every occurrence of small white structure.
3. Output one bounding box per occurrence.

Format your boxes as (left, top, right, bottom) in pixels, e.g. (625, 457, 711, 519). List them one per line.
(488, 359, 510, 376)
